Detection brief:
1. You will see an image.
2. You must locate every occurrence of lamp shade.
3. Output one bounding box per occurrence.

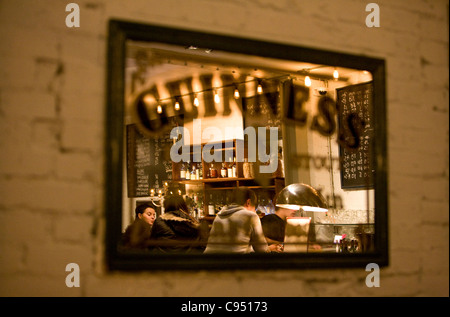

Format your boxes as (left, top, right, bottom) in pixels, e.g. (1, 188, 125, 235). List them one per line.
(275, 183, 328, 212)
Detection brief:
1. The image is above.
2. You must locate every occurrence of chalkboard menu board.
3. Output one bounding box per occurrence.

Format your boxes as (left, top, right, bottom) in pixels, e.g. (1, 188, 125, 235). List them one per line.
(126, 123, 175, 197)
(336, 82, 374, 189)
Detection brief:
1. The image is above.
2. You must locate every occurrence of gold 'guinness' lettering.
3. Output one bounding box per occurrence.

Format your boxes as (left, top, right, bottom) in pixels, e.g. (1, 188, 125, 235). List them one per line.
(132, 75, 365, 151)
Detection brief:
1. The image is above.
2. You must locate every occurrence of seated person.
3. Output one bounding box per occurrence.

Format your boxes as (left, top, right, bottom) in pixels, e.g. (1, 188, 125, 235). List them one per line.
(204, 188, 272, 254)
(260, 207, 296, 251)
(121, 203, 156, 250)
(150, 195, 204, 253)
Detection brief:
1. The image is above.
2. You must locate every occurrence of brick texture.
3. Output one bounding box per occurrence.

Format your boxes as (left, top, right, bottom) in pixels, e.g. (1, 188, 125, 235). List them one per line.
(0, 0, 448, 297)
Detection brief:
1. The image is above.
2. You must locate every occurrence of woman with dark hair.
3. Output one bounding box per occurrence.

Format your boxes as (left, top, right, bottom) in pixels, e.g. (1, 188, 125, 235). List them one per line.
(121, 203, 156, 250)
(149, 195, 204, 253)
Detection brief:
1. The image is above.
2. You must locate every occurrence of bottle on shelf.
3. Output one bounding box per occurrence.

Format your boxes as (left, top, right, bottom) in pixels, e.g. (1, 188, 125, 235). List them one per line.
(210, 163, 218, 178)
(196, 191, 204, 217)
(227, 158, 233, 178)
(232, 157, 237, 178)
(243, 157, 254, 178)
(190, 163, 196, 180)
(198, 163, 203, 179)
(188, 194, 197, 219)
(191, 193, 199, 219)
(221, 162, 227, 178)
(207, 193, 215, 216)
(180, 161, 186, 180)
(185, 160, 191, 180)
(195, 163, 200, 179)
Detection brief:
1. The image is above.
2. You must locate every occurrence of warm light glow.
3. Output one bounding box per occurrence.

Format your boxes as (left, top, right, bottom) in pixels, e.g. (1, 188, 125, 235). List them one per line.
(257, 83, 263, 94)
(143, 95, 154, 106)
(302, 206, 328, 212)
(276, 204, 301, 211)
(305, 76, 311, 87)
(276, 204, 328, 212)
(151, 76, 286, 108)
(333, 69, 339, 79)
(214, 90, 220, 103)
(193, 95, 199, 107)
(234, 88, 240, 99)
(286, 217, 311, 226)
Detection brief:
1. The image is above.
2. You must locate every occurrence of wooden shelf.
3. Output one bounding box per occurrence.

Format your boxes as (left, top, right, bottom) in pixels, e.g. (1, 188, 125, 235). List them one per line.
(175, 177, 285, 184)
(176, 177, 242, 184)
(171, 139, 285, 217)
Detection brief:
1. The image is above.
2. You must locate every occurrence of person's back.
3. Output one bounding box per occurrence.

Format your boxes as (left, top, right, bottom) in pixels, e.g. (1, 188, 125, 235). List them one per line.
(204, 188, 269, 254)
(261, 213, 286, 244)
(150, 195, 203, 253)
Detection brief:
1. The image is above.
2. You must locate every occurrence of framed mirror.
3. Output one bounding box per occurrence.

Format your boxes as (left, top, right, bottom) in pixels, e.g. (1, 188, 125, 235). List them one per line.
(105, 19, 388, 270)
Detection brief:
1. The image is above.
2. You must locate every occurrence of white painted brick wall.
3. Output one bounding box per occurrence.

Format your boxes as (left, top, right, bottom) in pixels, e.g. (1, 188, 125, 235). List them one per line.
(0, 0, 448, 297)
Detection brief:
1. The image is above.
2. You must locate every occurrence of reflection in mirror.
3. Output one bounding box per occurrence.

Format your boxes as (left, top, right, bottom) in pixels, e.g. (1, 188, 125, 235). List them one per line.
(119, 39, 375, 256)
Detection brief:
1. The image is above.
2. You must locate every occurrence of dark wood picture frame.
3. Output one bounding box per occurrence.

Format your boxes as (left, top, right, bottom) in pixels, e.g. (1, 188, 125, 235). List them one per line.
(105, 19, 388, 270)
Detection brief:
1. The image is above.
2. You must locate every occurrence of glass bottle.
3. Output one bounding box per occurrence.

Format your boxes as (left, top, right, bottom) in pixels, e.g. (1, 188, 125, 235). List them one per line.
(190, 163, 196, 180)
(198, 163, 203, 179)
(208, 193, 215, 216)
(185, 160, 191, 180)
(221, 163, 227, 178)
(195, 163, 200, 179)
(243, 158, 254, 178)
(197, 191, 204, 217)
(192, 193, 199, 219)
(232, 157, 237, 178)
(227, 158, 233, 177)
(210, 163, 218, 178)
(180, 162, 186, 180)
(189, 194, 197, 219)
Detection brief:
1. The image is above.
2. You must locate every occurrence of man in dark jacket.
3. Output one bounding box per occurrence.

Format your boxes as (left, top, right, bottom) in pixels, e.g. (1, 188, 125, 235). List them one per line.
(260, 207, 296, 250)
